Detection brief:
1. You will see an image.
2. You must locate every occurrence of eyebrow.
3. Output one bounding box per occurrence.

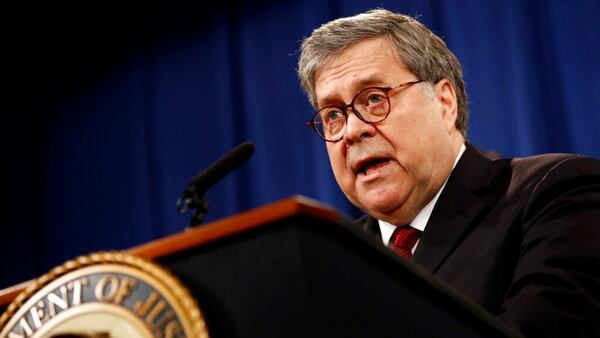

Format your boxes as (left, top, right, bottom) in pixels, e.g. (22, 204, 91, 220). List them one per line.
(317, 77, 386, 108)
(354, 77, 386, 90)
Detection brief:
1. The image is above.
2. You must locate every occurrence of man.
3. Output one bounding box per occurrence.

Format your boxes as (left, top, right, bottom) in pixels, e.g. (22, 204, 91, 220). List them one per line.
(298, 9, 600, 337)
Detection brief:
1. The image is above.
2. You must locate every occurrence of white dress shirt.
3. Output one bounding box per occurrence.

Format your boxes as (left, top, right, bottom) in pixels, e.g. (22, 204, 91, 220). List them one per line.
(379, 144, 467, 252)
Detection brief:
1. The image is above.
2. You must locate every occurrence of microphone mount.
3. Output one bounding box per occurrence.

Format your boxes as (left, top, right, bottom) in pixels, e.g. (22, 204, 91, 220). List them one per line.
(176, 141, 255, 227)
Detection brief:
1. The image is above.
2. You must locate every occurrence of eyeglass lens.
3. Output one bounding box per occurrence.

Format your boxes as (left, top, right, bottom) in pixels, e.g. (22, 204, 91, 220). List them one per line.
(315, 87, 390, 141)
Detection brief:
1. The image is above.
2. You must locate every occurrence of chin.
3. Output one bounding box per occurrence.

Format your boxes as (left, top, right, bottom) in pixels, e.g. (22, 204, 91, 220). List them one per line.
(361, 197, 405, 218)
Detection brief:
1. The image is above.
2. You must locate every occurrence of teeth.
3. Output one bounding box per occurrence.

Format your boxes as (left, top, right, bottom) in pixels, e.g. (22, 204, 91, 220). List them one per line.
(365, 163, 378, 175)
(360, 159, 387, 175)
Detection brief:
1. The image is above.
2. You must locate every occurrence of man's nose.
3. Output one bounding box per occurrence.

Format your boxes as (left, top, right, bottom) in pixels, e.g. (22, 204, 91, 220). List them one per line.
(343, 111, 377, 143)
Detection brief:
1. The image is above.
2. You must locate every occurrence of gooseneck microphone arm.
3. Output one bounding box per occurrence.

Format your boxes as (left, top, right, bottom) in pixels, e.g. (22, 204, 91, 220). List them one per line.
(176, 141, 255, 227)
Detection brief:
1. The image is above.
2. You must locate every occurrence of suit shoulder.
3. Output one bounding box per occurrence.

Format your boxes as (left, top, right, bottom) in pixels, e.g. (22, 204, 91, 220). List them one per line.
(510, 153, 600, 185)
(510, 154, 600, 223)
(492, 153, 600, 216)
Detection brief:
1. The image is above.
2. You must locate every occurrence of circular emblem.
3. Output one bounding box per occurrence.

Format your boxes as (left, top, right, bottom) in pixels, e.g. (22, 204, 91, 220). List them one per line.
(0, 252, 209, 338)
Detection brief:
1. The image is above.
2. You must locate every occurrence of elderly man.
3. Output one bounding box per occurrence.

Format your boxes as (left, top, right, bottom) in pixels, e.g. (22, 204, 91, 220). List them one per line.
(298, 9, 600, 337)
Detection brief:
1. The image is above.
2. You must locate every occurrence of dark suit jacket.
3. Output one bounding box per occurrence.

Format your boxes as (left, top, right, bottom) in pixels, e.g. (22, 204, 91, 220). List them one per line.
(358, 143, 600, 337)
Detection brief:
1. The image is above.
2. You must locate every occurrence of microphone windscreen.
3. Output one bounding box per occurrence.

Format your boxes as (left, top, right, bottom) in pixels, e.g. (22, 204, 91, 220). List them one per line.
(187, 141, 255, 195)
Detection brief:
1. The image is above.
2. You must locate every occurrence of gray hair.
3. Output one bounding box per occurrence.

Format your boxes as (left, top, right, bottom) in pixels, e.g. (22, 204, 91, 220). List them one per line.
(298, 9, 469, 135)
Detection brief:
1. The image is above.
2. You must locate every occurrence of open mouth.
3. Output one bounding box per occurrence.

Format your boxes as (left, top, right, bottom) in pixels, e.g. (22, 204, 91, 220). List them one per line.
(357, 158, 390, 176)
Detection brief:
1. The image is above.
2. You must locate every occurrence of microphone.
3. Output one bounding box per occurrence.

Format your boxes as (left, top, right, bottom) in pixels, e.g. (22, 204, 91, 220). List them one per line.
(177, 141, 255, 226)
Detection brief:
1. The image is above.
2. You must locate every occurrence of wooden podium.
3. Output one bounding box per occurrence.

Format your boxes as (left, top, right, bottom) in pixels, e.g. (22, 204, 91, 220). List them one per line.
(0, 196, 516, 337)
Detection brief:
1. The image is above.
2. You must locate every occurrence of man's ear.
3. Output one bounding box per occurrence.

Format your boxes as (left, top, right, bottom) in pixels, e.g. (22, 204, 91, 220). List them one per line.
(435, 79, 458, 134)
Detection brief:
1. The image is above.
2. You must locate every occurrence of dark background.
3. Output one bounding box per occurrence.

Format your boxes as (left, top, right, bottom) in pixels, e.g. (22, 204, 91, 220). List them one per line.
(2, 1, 599, 288)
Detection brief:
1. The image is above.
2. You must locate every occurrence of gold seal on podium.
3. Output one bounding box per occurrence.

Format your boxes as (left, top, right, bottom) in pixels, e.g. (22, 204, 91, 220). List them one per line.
(0, 252, 208, 338)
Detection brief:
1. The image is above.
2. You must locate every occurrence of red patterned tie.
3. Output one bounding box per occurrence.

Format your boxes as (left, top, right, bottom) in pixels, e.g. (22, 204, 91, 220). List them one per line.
(389, 225, 421, 258)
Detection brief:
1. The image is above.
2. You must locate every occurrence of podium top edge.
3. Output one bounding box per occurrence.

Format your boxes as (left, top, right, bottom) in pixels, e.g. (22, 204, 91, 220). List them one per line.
(0, 196, 342, 306)
(129, 195, 342, 260)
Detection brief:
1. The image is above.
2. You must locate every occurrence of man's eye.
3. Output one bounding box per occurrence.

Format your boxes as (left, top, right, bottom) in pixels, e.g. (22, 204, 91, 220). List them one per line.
(367, 93, 385, 105)
(326, 110, 344, 122)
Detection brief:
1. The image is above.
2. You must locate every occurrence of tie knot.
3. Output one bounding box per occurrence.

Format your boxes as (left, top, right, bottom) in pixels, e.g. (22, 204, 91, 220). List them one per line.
(389, 225, 421, 258)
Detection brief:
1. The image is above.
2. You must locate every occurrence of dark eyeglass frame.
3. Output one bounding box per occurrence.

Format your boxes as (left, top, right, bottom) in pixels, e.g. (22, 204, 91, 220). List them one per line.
(307, 79, 423, 142)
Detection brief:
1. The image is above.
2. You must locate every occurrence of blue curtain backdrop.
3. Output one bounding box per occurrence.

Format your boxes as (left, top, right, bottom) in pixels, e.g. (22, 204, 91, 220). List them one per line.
(2, 1, 599, 288)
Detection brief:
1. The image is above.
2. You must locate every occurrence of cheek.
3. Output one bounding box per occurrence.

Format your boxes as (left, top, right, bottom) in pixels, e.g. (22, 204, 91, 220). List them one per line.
(326, 145, 352, 182)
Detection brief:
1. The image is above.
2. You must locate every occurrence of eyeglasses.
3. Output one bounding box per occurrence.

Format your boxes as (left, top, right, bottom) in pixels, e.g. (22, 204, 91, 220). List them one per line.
(307, 79, 423, 142)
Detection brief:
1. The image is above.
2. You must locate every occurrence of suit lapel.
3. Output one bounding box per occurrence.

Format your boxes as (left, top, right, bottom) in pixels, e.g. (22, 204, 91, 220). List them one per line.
(357, 214, 382, 242)
(412, 144, 494, 274)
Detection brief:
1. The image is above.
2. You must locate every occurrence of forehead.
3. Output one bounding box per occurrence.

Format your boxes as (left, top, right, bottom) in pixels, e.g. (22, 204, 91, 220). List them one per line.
(314, 37, 408, 106)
